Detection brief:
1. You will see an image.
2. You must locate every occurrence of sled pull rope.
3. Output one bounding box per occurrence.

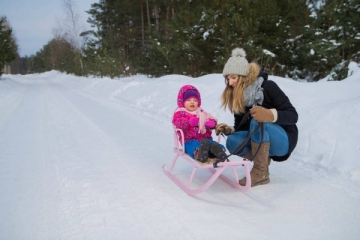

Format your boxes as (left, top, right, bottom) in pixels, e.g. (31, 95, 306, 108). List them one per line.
(213, 112, 265, 168)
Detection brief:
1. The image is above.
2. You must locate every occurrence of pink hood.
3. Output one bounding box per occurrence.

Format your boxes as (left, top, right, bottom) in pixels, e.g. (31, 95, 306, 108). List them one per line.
(176, 85, 202, 108)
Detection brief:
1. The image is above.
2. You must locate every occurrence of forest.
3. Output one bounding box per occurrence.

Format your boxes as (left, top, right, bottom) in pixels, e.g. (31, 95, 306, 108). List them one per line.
(2, 0, 359, 81)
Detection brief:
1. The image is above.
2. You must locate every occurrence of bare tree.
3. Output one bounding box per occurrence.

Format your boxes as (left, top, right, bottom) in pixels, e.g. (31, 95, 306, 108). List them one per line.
(146, 0, 150, 30)
(154, 4, 159, 32)
(61, 0, 85, 72)
(140, 0, 144, 45)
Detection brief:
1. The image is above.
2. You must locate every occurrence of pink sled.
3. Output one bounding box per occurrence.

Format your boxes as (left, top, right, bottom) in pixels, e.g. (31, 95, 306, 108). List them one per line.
(163, 127, 252, 195)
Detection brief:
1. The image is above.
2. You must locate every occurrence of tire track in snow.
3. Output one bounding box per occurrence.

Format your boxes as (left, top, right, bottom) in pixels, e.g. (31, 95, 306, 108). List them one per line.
(38, 80, 165, 239)
(0, 78, 30, 130)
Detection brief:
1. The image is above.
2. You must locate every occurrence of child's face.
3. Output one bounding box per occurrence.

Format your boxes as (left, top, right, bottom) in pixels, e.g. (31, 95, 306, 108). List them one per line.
(184, 97, 199, 111)
(226, 74, 239, 87)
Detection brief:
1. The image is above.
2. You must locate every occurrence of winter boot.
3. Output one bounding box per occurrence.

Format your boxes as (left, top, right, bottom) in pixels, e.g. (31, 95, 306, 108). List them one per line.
(239, 141, 270, 187)
(198, 138, 211, 163)
(240, 151, 253, 160)
(240, 151, 270, 164)
(209, 142, 228, 162)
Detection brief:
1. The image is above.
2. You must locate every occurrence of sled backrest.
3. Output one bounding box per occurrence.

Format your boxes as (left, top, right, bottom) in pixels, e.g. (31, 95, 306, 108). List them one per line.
(172, 107, 220, 153)
(173, 126, 185, 150)
(172, 125, 221, 153)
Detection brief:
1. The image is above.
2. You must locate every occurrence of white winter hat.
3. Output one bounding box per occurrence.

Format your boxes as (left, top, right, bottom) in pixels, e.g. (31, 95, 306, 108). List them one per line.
(222, 48, 249, 77)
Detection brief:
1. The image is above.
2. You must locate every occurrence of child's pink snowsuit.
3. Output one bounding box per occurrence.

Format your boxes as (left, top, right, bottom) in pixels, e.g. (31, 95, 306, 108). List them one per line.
(172, 85, 216, 144)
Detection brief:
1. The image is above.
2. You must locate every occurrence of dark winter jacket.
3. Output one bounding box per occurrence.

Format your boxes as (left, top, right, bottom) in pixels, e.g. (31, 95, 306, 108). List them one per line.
(233, 72, 298, 161)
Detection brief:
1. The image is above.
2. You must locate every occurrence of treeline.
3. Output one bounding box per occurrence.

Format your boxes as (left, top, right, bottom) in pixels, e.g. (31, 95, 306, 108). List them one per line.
(8, 0, 360, 81)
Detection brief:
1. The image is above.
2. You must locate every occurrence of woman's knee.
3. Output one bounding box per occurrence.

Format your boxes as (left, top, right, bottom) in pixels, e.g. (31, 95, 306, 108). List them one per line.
(225, 132, 249, 154)
(250, 120, 270, 143)
(225, 134, 238, 152)
(250, 118, 260, 131)
(226, 135, 251, 156)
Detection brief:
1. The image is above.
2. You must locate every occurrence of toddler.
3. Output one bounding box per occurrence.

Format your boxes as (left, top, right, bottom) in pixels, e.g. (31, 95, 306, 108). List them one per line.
(172, 85, 227, 163)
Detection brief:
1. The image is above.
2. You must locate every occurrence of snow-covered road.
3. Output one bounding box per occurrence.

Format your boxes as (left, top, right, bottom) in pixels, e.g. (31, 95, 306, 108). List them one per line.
(0, 73, 359, 239)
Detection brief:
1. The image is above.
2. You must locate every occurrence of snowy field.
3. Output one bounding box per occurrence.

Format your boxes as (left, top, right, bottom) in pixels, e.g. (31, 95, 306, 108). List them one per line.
(0, 64, 360, 240)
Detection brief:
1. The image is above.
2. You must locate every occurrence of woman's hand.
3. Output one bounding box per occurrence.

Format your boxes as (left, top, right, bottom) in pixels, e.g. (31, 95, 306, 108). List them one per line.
(250, 106, 274, 122)
(215, 123, 235, 136)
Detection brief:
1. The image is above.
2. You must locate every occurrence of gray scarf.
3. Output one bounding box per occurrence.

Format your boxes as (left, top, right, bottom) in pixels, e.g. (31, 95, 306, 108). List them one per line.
(244, 77, 264, 107)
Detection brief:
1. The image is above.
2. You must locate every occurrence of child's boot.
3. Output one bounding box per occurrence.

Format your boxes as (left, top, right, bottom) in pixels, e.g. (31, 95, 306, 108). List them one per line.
(198, 138, 211, 163)
(209, 142, 228, 162)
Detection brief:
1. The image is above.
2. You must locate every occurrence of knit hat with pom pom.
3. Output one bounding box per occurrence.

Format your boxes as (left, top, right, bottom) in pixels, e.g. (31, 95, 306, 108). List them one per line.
(222, 48, 249, 77)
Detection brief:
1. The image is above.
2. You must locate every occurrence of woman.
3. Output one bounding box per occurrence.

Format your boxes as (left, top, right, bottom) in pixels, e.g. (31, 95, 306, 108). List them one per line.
(216, 47, 298, 187)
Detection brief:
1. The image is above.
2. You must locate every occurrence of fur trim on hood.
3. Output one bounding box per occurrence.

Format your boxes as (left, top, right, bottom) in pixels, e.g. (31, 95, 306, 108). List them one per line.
(242, 63, 261, 87)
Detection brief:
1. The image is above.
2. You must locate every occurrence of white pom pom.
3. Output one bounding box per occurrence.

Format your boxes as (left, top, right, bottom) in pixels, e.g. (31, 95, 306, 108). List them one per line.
(231, 48, 246, 57)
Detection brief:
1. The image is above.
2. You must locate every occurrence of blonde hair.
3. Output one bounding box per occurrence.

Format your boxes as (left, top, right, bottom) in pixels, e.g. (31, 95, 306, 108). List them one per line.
(221, 63, 260, 113)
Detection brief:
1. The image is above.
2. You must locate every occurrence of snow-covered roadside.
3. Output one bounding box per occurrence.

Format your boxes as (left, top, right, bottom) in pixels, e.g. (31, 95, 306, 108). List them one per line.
(0, 71, 359, 239)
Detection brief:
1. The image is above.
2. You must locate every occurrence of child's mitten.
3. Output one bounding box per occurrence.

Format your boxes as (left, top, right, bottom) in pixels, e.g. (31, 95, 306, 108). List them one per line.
(205, 119, 216, 129)
(189, 117, 199, 126)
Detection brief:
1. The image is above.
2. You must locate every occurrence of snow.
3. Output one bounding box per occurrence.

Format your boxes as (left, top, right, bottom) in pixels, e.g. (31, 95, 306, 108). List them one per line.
(0, 68, 360, 239)
(263, 49, 275, 57)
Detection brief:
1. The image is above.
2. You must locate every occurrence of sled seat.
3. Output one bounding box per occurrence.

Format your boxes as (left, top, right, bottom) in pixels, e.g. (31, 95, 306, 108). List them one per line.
(162, 126, 252, 195)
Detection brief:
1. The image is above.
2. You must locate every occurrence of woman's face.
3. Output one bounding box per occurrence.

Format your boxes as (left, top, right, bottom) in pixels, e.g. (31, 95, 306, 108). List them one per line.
(226, 74, 239, 87)
(184, 97, 199, 111)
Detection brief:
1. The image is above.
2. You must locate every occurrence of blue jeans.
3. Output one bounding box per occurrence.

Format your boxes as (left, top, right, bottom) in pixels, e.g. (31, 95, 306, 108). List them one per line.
(226, 119, 289, 157)
(185, 139, 225, 158)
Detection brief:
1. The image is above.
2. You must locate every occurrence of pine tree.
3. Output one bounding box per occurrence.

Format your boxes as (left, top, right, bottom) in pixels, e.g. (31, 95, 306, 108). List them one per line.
(157, 0, 207, 76)
(310, 0, 360, 80)
(0, 17, 18, 76)
(198, 0, 251, 75)
(85, 0, 144, 77)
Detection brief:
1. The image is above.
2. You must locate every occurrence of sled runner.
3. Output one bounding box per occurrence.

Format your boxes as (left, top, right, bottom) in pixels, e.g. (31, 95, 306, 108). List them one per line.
(162, 127, 252, 195)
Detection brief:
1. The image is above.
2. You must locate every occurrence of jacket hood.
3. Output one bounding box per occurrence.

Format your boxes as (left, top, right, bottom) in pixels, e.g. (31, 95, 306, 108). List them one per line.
(176, 85, 202, 108)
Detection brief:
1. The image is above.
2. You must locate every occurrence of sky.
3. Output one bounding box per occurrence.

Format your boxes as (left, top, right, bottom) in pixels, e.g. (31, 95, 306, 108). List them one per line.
(0, 63, 359, 239)
(0, 0, 94, 57)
